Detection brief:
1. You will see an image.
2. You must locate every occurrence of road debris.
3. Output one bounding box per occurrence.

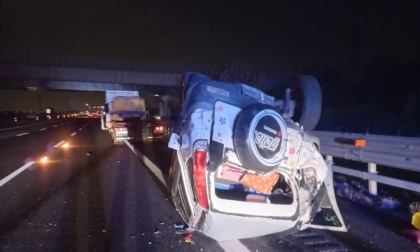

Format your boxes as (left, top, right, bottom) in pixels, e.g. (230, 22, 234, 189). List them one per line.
(174, 224, 185, 229)
(175, 227, 195, 235)
(183, 233, 195, 244)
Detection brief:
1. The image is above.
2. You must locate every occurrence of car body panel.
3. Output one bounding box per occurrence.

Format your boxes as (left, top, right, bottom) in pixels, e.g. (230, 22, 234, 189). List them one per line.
(168, 72, 347, 241)
(199, 210, 299, 241)
(308, 160, 347, 232)
(212, 102, 241, 149)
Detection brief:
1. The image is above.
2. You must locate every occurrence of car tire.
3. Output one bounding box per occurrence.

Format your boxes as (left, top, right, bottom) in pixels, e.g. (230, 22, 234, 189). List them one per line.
(233, 104, 288, 172)
(292, 75, 322, 131)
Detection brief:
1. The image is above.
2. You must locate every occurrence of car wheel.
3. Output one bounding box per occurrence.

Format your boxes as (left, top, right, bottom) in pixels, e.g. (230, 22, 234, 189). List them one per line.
(233, 104, 288, 172)
(291, 75, 322, 131)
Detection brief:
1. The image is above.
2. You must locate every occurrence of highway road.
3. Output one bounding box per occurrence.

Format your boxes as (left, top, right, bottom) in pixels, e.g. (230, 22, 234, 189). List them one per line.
(0, 119, 418, 252)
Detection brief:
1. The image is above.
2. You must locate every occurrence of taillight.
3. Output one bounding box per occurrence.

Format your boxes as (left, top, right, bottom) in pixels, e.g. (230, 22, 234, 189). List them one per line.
(153, 126, 164, 133)
(193, 150, 209, 209)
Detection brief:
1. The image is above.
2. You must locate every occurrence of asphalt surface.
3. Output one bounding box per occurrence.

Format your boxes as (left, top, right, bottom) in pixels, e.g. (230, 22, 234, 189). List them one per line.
(0, 119, 223, 252)
(0, 118, 419, 252)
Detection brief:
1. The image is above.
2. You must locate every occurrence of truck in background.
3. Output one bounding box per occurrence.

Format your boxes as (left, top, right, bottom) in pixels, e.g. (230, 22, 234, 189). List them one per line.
(102, 90, 149, 144)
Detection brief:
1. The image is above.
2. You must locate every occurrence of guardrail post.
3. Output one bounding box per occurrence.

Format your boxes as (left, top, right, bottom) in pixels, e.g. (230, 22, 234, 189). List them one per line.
(368, 162, 378, 195)
(326, 155, 333, 162)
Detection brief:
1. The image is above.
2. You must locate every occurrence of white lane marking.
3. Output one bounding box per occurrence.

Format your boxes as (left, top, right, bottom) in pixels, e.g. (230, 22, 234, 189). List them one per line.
(0, 162, 36, 187)
(16, 132, 29, 137)
(54, 140, 65, 147)
(218, 240, 251, 252)
(40, 128, 47, 131)
(79, 128, 83, 131)
(71, 132, 77, 136)
(125, 140, 167, 188)
(53, 125, 58, 127)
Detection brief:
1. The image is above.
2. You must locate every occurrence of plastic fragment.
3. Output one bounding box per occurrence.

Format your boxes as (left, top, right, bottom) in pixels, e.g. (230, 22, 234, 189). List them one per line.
(175, 227, 195, 235)
(183, 233, 192, 240)
(174, 224, 185, 229)
(183, 233, 195, 244)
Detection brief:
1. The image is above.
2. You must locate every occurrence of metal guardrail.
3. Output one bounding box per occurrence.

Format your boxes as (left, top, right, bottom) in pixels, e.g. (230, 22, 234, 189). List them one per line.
(313, 130, 420, 195)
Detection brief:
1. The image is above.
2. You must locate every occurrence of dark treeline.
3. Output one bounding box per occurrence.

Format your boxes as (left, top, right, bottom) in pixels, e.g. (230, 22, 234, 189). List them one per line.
(204, 58, 420, 137)
(306, 57, 420, 137)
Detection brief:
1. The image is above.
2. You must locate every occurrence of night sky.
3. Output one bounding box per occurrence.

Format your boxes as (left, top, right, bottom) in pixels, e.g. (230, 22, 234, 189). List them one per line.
(1, 1, 419, 75)
(1, 1, 420, 131)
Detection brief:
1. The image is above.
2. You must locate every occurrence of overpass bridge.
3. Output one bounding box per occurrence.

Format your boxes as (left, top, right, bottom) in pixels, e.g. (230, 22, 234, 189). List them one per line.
(0, 55, 190, 116)
(0, 64, 183, 94)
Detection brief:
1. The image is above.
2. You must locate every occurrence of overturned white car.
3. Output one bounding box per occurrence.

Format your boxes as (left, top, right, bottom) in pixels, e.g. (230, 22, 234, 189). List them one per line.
(168, 72, 346, 241)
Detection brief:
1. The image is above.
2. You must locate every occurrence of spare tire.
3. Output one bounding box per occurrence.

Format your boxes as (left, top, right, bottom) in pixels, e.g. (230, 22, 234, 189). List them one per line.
(233, 104, 288, 172)
(292, 75, 322, 131)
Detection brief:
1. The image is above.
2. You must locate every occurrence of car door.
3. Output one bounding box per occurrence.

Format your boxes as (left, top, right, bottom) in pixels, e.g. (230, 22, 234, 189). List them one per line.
(309, 160, 348, 232)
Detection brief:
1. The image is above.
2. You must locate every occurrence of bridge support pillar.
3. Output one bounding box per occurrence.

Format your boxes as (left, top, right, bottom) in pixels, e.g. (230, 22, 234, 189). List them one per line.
(159, 95, 170, 118)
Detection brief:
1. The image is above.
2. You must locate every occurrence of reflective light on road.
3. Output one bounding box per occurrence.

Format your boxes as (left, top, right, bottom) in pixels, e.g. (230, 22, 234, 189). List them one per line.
(62, 142, 69, 149)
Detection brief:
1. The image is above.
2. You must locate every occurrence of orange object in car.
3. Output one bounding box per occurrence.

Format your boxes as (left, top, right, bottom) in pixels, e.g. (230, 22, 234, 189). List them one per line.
(240, 173, 280, 194)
